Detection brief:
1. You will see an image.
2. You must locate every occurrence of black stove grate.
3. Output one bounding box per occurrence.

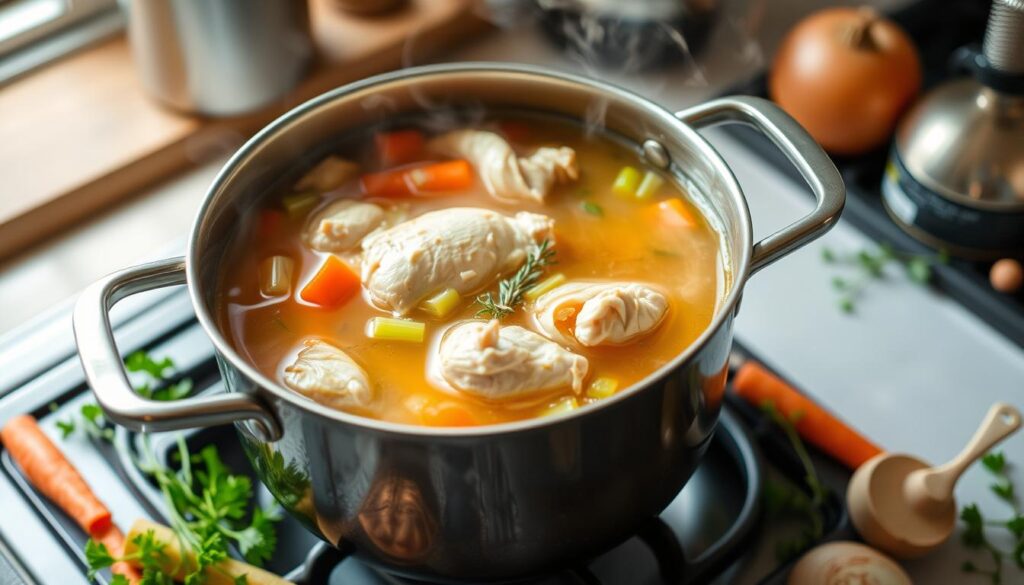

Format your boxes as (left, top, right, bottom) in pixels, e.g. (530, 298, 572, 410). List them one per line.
(723, 0, 1024, 347)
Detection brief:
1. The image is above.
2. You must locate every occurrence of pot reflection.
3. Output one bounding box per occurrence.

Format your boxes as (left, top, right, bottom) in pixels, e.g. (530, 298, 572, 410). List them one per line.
(358, 475, 437, 562)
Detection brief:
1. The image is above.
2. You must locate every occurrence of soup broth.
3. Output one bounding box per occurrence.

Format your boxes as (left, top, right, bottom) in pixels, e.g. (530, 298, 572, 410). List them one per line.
(218, 115, 726, 426)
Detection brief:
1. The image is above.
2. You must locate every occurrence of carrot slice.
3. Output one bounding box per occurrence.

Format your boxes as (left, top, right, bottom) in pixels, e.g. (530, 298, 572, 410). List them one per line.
(376, 130, 425, 166)
(649, 198, 697, 228)
(0, 415, 112, 536)
(96, 525, 143, 584)
(300, 256, 360, 308)
(422, 403, 478, 427)
(407, 160, 473, 193)
(732, 362, 883, 469)
(361, 168, 413, 198)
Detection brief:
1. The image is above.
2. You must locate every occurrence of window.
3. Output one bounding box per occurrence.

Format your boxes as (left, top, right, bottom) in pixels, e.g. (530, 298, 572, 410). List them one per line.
(0, 0, 122, 86)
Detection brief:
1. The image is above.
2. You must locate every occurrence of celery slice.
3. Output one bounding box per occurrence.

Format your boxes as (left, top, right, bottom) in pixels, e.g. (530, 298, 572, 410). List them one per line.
(281, 192, 319, 218)
(586, 377, 619, 399)
(541, 397, 579, 417)
(635, 171, 665, 201)
(367, 317, 426, 343)
(258, 256, 295, 297)
(420, 288, 461, 318)
(524, 273, 567, 301)
(612, 166, 642, 198)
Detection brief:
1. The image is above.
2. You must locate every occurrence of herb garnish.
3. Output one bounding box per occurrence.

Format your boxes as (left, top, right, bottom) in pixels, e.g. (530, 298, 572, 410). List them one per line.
(821, 243, 949, 313)
(475, 239, 556, 319)
(78, 351, 280, 584)
(960, 451, 1024, 584)
(761, 401, 830, 561)
(582, 201, 604, 217)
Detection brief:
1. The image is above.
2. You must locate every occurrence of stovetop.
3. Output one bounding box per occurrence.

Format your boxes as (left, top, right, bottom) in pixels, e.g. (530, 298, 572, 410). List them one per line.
(0, 286, 853, 585)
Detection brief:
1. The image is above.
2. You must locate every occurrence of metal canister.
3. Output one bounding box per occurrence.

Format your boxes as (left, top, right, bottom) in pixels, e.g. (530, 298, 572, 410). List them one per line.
(124, 0, 313, 116)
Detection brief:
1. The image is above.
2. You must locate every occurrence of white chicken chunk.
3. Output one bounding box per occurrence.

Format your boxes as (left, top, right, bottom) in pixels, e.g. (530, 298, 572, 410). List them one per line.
(429, 130, 578, 204)
(283, 339, 372, 409)
(361, 208, 554, 315)
(304, 199, 385, 253)
(438, 320, 589, 400)
(533, 282, 669, 347)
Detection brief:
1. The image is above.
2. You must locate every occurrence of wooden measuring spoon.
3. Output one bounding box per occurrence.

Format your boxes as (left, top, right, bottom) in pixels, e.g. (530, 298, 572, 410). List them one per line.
(847, 402, 1022, 558)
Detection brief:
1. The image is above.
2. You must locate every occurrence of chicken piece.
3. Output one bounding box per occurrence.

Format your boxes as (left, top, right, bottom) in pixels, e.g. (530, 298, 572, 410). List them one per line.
(438, 320, 589, 400)
(429, 130, 578, 204)
(533, 282, 669, 347)
(361, 208, 555, 315)
(283, 339, 372, 409)
(304, 199, 385, 253)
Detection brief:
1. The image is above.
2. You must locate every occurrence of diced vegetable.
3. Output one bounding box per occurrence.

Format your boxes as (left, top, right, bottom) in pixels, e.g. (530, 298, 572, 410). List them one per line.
(294, 156, 360, 192)
(300, 256, 360, 308)
(420, 288, 461, 318)
(581, 201, 604, 216)
(408, 160, 474, 192)
(257, 209, 284, 239)
(367, 317, 426, 343)
(376, 130, 425, 166)
(524, 273, 567, 301)
(0, 415, 112, 536)
(586, 377, 619, 399)
(636, 171, 666, 200)
(650, 197, 697, 228)
(281, 191, 320, 219)
(258, 255, 295, 297)
(363, 160, 474, 198)
(613, 166, 642, 198)
(361, 169, 412, 197)
(422, 402, 477, 427)
(541, 397, 579, 417)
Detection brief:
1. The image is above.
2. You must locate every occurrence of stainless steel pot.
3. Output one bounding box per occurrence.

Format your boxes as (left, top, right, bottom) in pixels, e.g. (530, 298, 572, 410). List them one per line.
(73, 64, 843, 582)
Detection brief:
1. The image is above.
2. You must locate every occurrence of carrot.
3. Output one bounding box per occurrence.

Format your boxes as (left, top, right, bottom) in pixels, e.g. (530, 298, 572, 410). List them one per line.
(361, 168, 413, 198)
(96, 525, 143, 584)
(300, 256, 360, 308)
(732, 362, 883, 469)
(648, 198, 697, 228)
(376, 130, 424, 166)
(407, 160, 473, 193)
(422, 402, 478, 427)
(0, 415, 112, 536)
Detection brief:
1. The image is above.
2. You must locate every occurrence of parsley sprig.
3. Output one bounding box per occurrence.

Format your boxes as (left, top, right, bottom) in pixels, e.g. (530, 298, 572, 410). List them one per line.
(76, 351, 280, 584)
(960, 451, 1024, 584)
(475, 239, 556, 319)
(761, 402, 830, 561)
(821, 243, 949, 313)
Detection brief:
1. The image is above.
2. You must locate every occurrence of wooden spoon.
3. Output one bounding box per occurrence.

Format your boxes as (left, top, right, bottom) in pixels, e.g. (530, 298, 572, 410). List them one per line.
(847, 402, 1022, 558)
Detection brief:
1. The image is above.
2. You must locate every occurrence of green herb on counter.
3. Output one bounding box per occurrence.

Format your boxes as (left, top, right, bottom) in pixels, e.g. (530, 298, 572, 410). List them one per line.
(960, 451, 1024, 585)
(821, 243, 949, 313)
(475, 239, 556, 320)
(761, 401, 830, 561)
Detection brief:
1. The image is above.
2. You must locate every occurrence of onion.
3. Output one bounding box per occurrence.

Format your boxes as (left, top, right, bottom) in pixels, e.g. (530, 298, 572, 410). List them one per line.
(769, 7, 922, 156)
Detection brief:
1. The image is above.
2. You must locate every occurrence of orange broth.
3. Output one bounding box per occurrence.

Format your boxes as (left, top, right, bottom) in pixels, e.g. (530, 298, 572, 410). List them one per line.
(217, 117, 727, 426)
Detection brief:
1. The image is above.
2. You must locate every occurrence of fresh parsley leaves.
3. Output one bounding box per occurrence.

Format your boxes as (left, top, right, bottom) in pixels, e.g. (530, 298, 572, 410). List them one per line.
(960, 451, 1024, 584)
(821, 243, 949, 313)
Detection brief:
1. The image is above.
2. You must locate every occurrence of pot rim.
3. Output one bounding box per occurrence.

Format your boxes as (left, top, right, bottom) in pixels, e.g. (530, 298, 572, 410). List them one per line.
(186, 62, 753, 437)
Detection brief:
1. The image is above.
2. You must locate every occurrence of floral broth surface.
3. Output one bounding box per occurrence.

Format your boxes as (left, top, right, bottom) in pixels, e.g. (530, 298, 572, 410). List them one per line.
(217, 117, 726, 426)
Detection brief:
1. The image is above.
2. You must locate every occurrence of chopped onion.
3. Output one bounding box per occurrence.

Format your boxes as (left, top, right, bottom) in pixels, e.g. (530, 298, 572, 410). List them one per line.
(281, 192, 319, 219)
(636, 171, 665, 201)
(541, 397, 579, 417)
(613, 166, 642, 198)
(586, 377, 619, 399)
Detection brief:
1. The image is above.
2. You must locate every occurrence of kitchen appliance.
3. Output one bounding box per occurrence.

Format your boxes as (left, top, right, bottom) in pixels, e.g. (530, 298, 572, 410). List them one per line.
(534, 0, 719, 69)
(123, 0, 313, 116)
(881, 0, 1024, 258)
(71, 64, 843, 581)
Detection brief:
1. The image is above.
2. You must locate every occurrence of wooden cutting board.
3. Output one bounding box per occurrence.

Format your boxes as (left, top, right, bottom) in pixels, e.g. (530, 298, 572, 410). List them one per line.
(0, 0, 488, 262)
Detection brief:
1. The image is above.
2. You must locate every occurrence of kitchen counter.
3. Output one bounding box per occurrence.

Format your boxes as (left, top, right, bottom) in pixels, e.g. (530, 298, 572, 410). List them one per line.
(1, 0, 1021, 582)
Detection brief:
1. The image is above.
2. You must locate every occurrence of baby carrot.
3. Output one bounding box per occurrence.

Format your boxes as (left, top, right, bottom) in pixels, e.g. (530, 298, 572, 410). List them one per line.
(96, 525, 143, 584)
(0, 414, 112, 536)
(732, 362, 883, 469)
(361, 168, 413, 198)
(407, 160, 473, 193)
(300, 256, 360, 308)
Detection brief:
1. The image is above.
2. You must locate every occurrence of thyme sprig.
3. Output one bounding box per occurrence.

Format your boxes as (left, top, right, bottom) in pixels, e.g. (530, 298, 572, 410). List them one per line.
(821, 243, 949, 313)
(474, 239, 556, 319)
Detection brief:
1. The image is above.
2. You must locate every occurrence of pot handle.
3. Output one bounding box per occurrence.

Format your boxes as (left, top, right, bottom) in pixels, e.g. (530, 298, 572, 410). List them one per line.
(72, 257, 282, 441)
(675, 96, 845, 274)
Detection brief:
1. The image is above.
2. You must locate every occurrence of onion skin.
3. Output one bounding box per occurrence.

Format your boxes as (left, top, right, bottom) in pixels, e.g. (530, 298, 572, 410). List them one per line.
(769, 7, 922, 156)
